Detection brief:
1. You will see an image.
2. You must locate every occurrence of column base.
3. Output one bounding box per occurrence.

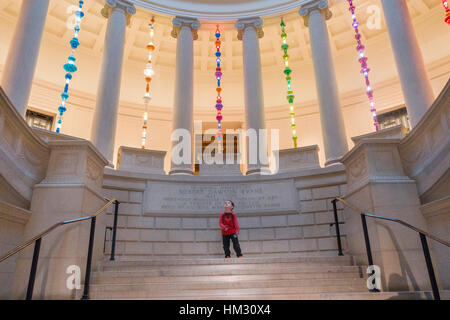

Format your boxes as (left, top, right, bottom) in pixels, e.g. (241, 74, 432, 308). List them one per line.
(246, 167, 271, 176)
(169, 169, 194, 176)
(325, 156, 343, 167)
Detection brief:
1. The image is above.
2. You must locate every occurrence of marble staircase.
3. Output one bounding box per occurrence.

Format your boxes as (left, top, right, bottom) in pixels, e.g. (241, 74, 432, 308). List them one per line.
(83, 255, 450, 300)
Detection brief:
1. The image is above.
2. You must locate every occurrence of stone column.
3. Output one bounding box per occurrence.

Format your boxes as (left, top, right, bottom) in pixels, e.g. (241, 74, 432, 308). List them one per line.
(169, 17, 200, 175)
(0, 0, 50, 117)
(299, 0, 348, 166)
(90, 0, 136, 163)
(236, 17, 268, 175)
(380, 0, 434, 127)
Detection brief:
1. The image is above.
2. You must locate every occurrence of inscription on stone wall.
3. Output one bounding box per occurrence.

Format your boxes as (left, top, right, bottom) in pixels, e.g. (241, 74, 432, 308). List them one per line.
(144, 180, 299, 214)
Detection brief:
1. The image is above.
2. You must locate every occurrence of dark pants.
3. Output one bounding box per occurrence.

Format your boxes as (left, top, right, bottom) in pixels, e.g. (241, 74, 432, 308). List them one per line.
(222, 234, 242, 257)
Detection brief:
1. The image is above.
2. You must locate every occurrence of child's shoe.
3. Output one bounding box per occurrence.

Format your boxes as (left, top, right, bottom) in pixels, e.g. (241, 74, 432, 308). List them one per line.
(225, 256, 230, 259)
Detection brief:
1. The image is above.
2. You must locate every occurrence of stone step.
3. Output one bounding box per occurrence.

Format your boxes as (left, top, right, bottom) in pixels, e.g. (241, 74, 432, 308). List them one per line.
(93, 265, 362, 280)
(88, 278, 367, 293)
(106, 250, 342, 260)
(91, 269, 363, 284)
(99, 255, 353, 270)
(86, 284, 368, 299)
(97, 290, 450, 300)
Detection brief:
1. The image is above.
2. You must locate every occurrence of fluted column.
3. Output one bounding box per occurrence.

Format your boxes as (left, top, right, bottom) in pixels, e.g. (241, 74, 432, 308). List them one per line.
(90, 0, 135, 163)
(236, 17, 268, 175)
(380, 0, 434, 127)
(1, 0, 50, 117)
(169, 17, 200, 175)
(300, 0, 348, 166)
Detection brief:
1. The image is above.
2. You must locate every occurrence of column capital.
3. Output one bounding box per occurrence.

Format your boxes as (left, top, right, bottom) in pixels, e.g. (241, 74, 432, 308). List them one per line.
(101, 0, 136, 26)
(236, 17, 264, 40)
(299, 0, 332, 27)
(171, 16, 201, 40)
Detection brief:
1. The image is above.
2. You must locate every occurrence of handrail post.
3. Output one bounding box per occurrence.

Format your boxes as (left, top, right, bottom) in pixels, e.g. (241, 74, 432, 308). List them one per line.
(331, 199, 344, 256)
(26, 238, 41, 300)
(103, 227, 112, 254)
(110, 200, 120, 261)
(419, 233, 440, 300)
(361, 214, 380, 292)
(81, 216, 96, 300)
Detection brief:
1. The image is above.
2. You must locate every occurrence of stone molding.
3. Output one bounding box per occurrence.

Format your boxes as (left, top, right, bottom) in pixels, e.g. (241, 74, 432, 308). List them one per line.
(101, 0, 136, 26)
(32, 127, 84, 143)
(117, 146, 166, 174)
(0, 200, 31, 225)
(0, 87, 49, 207)
(236, 17, 264, 40)
(351, 125, 408, 145)
(421, 195, 450, 219)
(299, 0, 332, 27)
(130, 0, 309, 21)
(398, 79, 450, 200)
(171, 16, 201, 40)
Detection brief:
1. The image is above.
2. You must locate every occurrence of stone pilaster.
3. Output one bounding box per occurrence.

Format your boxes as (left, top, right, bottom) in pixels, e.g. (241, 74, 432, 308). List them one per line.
(341, 138, 436, 292)
(12, 140, 109, 299)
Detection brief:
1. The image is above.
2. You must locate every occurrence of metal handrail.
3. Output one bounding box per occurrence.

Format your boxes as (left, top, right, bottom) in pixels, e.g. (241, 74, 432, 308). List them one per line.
(0, 198, 116, 264)
(335, 197, 450, 247)
(0, 197, 120, 300)
(332, 197, 449, 300)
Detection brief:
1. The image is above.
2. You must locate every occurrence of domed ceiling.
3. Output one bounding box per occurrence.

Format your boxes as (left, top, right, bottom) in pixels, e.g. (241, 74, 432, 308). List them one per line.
(0, 0, 446, 112)
(0, 0, 441, 74)
(130, 0, 306, 20)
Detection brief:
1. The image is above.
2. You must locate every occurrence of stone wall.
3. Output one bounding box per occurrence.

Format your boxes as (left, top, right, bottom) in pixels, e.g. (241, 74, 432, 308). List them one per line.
(102, 165, 347, 259)
(0, 201, 30, 299)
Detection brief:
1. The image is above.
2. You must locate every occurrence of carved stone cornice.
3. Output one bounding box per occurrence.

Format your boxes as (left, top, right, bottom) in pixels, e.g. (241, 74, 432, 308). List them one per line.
(235, 17, 264, 40)
(171, 16, 201, 40)
(101, 0, 136, 26)
(299, 0, 332, 27)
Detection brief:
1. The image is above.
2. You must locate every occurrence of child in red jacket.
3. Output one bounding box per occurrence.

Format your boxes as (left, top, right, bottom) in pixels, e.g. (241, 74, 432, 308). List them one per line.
(219, 200, 243, 258)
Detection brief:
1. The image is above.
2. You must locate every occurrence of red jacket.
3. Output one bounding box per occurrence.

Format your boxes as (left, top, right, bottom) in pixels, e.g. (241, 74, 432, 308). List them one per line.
(219, 211, 240, 235)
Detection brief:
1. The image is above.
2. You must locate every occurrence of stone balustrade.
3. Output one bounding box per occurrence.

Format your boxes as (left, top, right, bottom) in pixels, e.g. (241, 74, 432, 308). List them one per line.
(0, 87, 49, 208)
(399, 79, 450, 203)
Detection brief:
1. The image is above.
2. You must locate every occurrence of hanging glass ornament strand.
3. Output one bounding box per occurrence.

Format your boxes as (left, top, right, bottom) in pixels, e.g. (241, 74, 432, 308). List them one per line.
(214, 25, 224, 153)
(443, 0, 450, 25)
(347, 0, 379, 131)
(142, 17, 156, 149)
(56, 0, 85, 133)
(280, 19, 298, 148)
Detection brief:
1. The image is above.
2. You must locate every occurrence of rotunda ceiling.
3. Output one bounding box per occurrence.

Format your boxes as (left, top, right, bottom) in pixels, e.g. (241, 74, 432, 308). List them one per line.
(130, 0, 306, 20)
(0, 0, 441, 75)
(0, 0, 446, 112)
